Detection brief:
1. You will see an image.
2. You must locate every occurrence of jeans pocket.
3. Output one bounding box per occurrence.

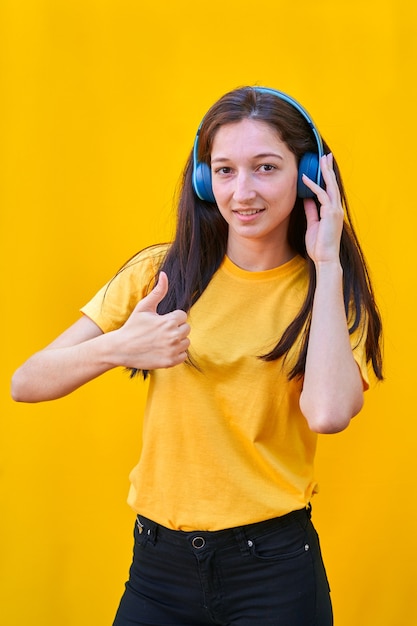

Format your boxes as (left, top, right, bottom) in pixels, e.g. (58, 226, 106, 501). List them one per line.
(248, 520, 310, 562)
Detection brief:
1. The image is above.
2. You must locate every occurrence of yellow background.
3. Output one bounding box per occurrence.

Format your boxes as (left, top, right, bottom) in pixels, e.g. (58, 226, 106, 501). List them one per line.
(1, 1, 416, 624)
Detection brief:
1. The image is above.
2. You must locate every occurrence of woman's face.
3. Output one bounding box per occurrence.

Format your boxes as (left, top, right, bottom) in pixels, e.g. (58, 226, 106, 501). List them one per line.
(210, 118, 298, 259)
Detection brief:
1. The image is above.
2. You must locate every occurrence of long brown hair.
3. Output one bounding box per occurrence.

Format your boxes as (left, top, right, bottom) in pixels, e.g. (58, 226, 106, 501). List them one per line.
(133, 87, 383, 380)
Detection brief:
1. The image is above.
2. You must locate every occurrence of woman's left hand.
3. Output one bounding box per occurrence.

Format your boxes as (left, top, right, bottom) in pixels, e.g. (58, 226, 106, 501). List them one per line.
(302, 153, 344, 265)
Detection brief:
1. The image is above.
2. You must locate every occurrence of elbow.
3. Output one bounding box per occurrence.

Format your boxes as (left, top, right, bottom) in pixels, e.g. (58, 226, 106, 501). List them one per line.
(307, 412, 352, 434)
(11, 369, 38, 403)
(300, 395, 364, 434)
(11, 371, 27, 402)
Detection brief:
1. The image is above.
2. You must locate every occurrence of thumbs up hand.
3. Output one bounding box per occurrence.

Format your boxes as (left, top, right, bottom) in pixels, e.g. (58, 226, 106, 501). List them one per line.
(134, 270, 170, 314)
(110, 272, 190, 371)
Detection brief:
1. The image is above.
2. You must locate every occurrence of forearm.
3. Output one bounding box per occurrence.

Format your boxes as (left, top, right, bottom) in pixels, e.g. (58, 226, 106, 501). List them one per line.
(299, 261, 364, 434)
(11, 332, 118, 403)
(12, 279, 191, 404)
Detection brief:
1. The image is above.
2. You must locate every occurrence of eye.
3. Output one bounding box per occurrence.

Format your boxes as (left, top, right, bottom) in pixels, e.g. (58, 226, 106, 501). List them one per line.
(214, 166, 233, 175)
(258, 164, 276, 172)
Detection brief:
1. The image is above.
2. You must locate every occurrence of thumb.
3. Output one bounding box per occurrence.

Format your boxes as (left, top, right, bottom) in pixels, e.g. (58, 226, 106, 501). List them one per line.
(135, 271, 169, 314)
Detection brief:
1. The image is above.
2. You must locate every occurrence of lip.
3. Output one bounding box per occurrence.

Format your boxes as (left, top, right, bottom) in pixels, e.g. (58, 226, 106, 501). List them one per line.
(232, 208, 265, 222)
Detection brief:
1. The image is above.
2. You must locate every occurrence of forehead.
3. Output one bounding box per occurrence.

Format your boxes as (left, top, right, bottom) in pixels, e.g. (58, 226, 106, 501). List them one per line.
(211, 118, 287, 155)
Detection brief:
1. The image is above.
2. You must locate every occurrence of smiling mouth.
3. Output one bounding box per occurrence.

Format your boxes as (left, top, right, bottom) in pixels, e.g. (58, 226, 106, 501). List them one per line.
(234, 209, 264, 215)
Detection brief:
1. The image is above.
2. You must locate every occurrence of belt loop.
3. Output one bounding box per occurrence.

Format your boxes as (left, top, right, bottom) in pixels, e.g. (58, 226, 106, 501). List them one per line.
(299, 503, 312, 529)
(233, 527, 252, 556)
(136, 515, 157, 546)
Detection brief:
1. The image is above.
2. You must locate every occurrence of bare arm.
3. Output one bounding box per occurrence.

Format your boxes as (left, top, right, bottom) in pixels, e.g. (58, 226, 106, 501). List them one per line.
(300, 261, 364, 433)
(11, 272, 190, 403)
(299, 155, 364, 434)
(12, 316, 116, 402)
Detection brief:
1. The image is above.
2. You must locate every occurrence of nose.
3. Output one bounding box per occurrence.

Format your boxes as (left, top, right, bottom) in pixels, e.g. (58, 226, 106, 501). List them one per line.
(232, 171, 256, 203)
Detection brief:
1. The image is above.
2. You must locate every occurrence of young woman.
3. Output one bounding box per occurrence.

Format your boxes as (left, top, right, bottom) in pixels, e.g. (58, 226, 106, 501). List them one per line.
(12, 86, 383, 625)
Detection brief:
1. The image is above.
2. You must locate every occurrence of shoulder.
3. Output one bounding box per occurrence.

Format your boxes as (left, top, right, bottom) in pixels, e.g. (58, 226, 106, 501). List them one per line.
(122, 243, 171, 275)
(81, 243, 171, 332)
(115, 243, 171, 290)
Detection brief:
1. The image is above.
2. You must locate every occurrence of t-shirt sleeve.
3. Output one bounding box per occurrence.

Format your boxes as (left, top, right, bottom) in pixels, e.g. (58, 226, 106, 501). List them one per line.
(80, 245, 168, 333)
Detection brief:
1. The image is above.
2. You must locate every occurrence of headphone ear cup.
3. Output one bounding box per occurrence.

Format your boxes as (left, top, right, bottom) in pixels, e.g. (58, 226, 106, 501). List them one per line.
(193, 162, 216, 203)
(297, 152, 321, 199)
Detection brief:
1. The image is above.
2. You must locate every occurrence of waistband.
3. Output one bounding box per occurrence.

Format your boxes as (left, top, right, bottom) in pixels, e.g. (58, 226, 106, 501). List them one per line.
(136, 505, 311, 553)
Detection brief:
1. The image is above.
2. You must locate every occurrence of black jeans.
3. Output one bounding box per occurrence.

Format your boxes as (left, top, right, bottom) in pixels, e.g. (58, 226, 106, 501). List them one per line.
(113, 506, 333, 625)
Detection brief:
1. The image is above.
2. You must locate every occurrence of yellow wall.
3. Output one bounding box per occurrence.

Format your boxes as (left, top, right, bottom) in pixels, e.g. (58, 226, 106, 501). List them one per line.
(1, 1, 416, 624)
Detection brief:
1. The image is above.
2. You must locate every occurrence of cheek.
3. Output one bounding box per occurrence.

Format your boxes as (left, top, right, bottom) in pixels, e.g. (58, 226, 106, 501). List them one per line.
(279, 172, 298, 204)
(289, 181, 298, 205)
(214, 203, 229, 225)
(212, 182, 228, 209)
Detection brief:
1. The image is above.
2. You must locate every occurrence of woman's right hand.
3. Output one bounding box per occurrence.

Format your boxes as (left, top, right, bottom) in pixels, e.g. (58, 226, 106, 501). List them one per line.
(110, 272, 190, 371)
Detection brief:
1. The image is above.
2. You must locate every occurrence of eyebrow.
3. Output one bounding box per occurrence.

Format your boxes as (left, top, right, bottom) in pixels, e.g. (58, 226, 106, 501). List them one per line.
(211, 152, 284, 164)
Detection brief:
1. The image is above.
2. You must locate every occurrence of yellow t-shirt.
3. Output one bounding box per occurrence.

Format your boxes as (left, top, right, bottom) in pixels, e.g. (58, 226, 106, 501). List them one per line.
(81, 245, 369, 531)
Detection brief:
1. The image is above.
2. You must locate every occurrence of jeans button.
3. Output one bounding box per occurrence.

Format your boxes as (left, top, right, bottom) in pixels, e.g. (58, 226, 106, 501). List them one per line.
(192, 536, 206, 549)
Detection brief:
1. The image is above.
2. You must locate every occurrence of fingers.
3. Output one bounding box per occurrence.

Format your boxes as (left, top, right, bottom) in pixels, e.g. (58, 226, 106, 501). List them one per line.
(302, 153, 345, 262)
(319, 153, 341, 204)
(122, 271, 192, 369)
(303, 197, 320, 228)
(302, 153, 341, 205)
(135, 271, 169, 314)
(151, 316, 190, 368)
(166, 317, 191, 348)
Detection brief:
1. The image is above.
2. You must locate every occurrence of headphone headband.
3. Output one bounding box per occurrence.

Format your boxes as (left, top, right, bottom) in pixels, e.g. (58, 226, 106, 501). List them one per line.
(255, 87, 324, 160)
(192, 86, 324, 203)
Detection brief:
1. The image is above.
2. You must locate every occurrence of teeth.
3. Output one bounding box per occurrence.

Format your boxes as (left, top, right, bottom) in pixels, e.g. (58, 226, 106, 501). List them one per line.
(237, 209, 262, 215)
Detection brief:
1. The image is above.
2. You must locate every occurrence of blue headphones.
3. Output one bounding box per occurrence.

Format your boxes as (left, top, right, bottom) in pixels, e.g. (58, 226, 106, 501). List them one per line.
(192, 87, 324, 203)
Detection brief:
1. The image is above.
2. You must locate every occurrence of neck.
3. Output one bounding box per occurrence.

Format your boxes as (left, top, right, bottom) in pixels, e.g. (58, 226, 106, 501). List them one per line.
(226, 238, 296, 271)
